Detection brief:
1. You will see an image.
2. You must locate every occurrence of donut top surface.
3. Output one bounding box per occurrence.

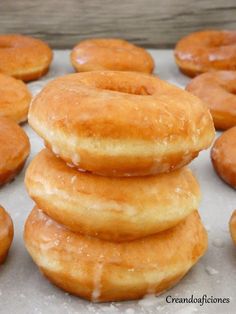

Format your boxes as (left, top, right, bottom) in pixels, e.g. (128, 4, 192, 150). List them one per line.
(29, 71, 215, 175)
(0, 73, 31, 123)
(187, 70, 236, 97)
(175, 30, 236, 74)
(186, 71, 236, 130)
(71, 38, 154, 73)
(0, 117, 30, 172)
(0, 34, 53, 78)
(29, 71, 214, 142)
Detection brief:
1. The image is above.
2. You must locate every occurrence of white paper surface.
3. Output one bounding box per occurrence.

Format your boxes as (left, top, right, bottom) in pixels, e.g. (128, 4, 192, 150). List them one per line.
(0, 50, 235, 314)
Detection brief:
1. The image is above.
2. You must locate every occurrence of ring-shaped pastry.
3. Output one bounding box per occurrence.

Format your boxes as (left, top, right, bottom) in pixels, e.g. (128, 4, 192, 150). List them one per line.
(0, 73, 31, 123)
(24, 208, 207, 302)
(29, 71, 215, 176)
(0, 34, 53, 81)
(186, 71, 236, 130)
(211, 126, 236, 188)
(25, 149, 201, 242)
(71, 38, 154, 73)
(0, 117, 30, 186)
(175, 30, 236, 77)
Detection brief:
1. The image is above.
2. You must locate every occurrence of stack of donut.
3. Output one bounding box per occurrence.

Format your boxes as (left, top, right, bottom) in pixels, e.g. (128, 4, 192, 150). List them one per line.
(23, 41, 215, 302)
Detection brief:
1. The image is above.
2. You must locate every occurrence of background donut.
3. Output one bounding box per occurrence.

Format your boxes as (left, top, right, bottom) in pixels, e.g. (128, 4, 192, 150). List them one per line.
(71, 38, 154, 73)
(0, 74, 31, 123)
(0, 34, 53, 81)
(211, 126, 236, 188)
(0, 206, 13, 264)
(175, 30, 236, 77)
(0, 117, 30, 186)
(186, 71, 236, 130)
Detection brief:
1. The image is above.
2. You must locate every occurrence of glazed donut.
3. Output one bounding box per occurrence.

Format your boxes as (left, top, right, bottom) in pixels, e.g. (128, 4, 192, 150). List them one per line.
(0, 74, 31, 123)
(0, 34, 53, 81)
(0, 117, 30, 186)
(229, 210, 236, 245)
(25, 149, 201, 242)
(0, 206, 13, 263)
(71, 38, 154, 73)
(24, 208, 207, 302)
(211, 126, 236, 188)
(175, 30, 236, 77)
(29, 71, 215, 176)
(186, 71, 236, 130)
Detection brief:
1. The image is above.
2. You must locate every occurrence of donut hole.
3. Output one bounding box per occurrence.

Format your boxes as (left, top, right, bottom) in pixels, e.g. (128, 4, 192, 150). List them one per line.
(209, 41, 234, 48)
(228, 88, 236, 95)
(206, 35, 236, 48)
(224, 84, 236, 95)
(97, 82, 153, 96)
(0, 42, 13, 49)
(106, 85, 152, 95)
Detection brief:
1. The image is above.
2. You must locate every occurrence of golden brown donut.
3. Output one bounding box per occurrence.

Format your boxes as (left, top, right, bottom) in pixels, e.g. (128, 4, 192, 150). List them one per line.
(0, 34, 53, 81)
(71, 38, 154, 73)
(29, 71, 215, 176)
(175, 30, 236, 77)
(211, 126, 236, 188)
(229, 210, 236, 245)
(0, 206, 13, 263)
(24, 208, 207, 302)
(186, 71, 236, 130)
(0, 74, 31, 123)
(25, 149, 201, 242)
(0, 117, 30, 185)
